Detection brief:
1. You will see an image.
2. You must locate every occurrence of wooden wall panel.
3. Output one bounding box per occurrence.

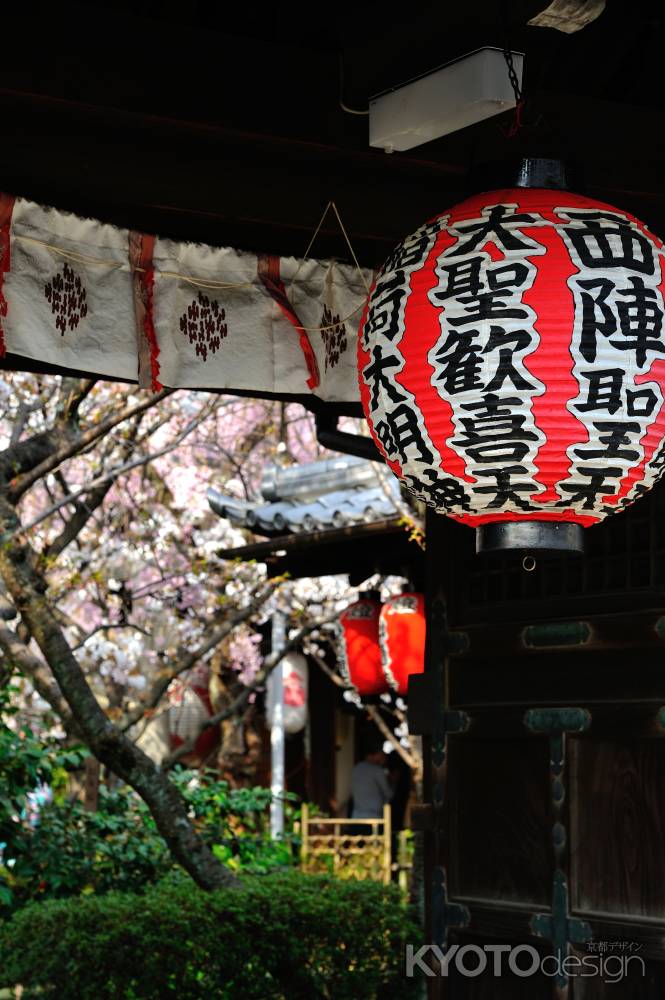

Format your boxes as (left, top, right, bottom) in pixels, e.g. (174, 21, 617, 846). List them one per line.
(448, 738, 551, 905)
(571, 739, 665, 918)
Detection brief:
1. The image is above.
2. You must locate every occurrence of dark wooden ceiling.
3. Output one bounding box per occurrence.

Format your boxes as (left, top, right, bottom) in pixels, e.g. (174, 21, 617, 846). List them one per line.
(1, 0, 664, 266)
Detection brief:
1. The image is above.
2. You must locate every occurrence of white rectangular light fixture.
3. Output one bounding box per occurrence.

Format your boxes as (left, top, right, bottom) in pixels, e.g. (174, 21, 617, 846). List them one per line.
(369, 47, 524, 153)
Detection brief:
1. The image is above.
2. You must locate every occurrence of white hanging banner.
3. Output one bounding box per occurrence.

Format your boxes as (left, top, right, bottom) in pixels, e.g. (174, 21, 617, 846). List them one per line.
(0, 193, 370, 404)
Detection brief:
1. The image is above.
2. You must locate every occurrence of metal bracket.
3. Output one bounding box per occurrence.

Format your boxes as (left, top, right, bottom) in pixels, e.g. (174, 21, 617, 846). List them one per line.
(408, 672, 470, 737)
(476, 520, 585, 555)
(523, 622, 591, 649)
(527, 706, 592, 994)
(314, 411, 384, 463)
(524, 707, 591, 734)
(531, 870, 592, 990)
(432, 865, 470, 949)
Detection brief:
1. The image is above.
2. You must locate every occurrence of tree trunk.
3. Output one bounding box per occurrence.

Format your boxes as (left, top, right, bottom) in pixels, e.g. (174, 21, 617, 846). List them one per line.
(0, 497, 237, 891)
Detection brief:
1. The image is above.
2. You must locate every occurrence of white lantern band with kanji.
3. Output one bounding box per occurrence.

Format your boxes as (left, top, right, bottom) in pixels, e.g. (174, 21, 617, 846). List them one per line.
(358, 188, 665, 553)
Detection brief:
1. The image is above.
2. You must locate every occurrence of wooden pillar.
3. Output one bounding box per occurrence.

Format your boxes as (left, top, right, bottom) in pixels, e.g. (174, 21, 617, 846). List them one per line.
(83, 755, 100, 812)
(423, 507, 449, 997)
(383, 802, 392, 885)
(407, 510, 468, 996)
(300, 801, 309, 873)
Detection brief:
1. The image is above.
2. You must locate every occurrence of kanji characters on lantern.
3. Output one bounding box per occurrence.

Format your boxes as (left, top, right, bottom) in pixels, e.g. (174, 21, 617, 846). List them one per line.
(358, 188, 665, 551)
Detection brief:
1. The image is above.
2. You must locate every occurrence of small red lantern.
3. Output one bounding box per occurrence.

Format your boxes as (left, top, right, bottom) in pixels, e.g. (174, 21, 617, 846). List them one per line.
(168, 665, 219, 765)
(338, 593, 389, 697)
(358, 183, 665, 554)
(379, 592, 426, 696)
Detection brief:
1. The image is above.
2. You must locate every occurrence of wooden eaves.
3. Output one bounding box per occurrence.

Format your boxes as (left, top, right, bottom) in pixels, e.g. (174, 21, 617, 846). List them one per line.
(217, 516, 424, 586)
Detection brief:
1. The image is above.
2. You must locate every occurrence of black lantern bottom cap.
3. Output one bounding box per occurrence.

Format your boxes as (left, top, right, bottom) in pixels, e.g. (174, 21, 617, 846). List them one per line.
(476, 521, 585, 556)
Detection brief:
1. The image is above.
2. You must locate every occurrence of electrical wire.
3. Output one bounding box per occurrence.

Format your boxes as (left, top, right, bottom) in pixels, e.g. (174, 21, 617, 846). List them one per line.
(338, 52, 369, 116)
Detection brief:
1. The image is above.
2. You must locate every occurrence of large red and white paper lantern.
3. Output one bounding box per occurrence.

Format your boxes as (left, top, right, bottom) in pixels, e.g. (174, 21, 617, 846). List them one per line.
(358, 187, 665, 553)
(379, 592, 426, 696)
(338, 594, 389, 697)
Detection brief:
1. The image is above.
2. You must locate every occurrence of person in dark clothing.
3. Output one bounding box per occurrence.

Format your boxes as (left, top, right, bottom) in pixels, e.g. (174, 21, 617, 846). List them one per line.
(350, 745, 394, 820)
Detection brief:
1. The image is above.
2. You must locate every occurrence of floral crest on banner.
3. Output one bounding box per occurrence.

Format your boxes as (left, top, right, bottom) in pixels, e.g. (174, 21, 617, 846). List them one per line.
(179, 292, 228, 363)
(44, 264, 88, 335)
(0, 193, 370, 401)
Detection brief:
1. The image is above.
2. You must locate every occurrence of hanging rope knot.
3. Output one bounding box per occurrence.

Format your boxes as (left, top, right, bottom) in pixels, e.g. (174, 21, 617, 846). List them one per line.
(505, 98, 525, 139)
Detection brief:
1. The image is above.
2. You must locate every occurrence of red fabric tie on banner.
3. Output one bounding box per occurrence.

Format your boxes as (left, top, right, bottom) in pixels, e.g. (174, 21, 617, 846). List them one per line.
(129, 231, 161, 391)
(257, 254, 320, 390)
(0, 193, 16, 358)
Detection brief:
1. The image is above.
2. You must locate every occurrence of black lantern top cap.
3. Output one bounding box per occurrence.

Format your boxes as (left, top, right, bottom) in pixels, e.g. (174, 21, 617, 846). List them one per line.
(467, 157, 574, 195)
(515, 157, 569, 190)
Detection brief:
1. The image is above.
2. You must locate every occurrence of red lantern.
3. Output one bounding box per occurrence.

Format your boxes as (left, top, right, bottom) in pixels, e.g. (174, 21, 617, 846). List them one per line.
(358, 187, 665, 554)
(379, 592, 425, 696)
(168, 665, 219, 765)
(267, 652, 309, 734)
(338, 594, 389, 696)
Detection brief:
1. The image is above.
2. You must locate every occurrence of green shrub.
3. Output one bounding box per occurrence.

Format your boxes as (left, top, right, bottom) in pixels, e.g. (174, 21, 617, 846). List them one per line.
(2, 761, 301, 911)
(0, 871, 420, 999)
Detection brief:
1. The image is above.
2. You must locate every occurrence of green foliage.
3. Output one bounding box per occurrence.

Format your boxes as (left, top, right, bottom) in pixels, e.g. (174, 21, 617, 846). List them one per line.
(1, 728, 300, 911)
(0, 686, 88, 908)
(0, 687, 301, 909)
(172, 772, 299, 873)
(0, 688, 79, 829)
(2, 776, 301, 911)
(0, 871, 420, 999)
(4, 784, 172, 906)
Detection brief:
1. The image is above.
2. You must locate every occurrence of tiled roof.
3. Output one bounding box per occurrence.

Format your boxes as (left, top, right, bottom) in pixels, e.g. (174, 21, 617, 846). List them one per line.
(208, 455, 399, 537)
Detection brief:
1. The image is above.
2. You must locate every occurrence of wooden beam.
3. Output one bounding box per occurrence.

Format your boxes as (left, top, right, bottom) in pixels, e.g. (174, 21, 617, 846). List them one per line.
(215, 517, 404, 561)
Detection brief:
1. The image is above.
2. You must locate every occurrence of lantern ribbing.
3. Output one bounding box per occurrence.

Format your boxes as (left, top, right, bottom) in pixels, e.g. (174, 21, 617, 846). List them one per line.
(358, 187, 665, 552)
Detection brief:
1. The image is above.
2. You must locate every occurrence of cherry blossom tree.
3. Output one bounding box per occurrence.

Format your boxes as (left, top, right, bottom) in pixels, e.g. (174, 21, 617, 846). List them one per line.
(0, 373, 342, 888)
(0, 372, 419, 889)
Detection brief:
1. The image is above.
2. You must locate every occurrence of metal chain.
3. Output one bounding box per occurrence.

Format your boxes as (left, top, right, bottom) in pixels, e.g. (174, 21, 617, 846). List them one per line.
(503, 46, 522, 103)
(502, 45, 524, 138)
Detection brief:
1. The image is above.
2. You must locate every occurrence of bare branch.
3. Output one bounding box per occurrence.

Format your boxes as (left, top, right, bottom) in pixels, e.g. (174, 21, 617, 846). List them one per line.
(364, 704, 419, 771)
(7, 388, 173, 502)
(307, 646, 418, 771)
(11, 401, 214, 538)
(9, 399, 43, 447)
(163, 615, 336, 769)
(44, 413, 144, 558)
(0, 625, 78, 734)
(0, 494, 235, 890)
(121, 579, 280, 731)
(304, 647, 347, 689)
(44, 481, 115, 558)
(57, 378, 98, 422)
(72, 622, 150, 652)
